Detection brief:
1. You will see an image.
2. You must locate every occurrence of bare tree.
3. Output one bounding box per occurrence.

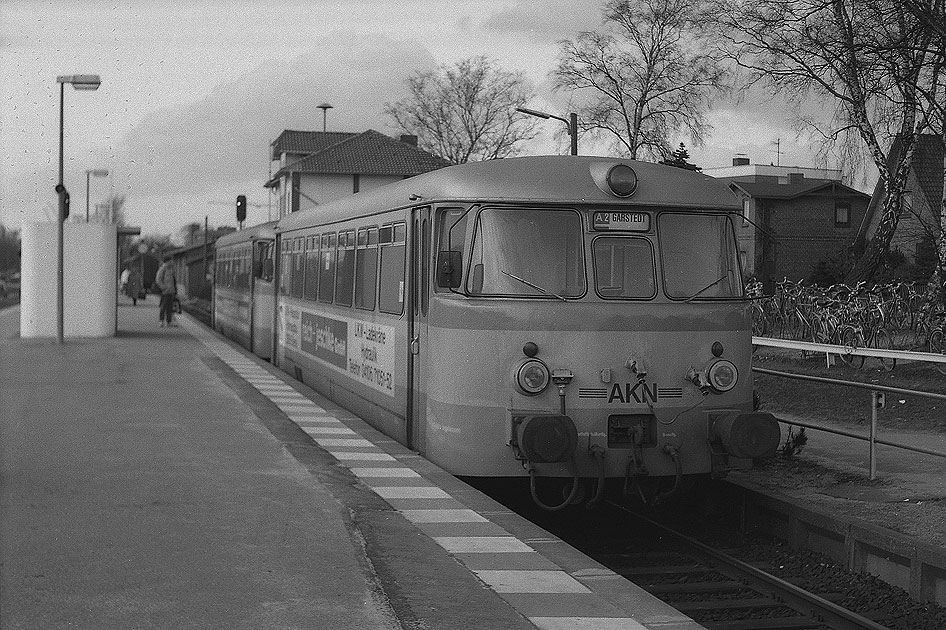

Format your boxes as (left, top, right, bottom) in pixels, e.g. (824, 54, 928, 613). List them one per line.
(383, 57, 539, 164)
(714, 0, 943, 283)
(552, 0, 729, 160)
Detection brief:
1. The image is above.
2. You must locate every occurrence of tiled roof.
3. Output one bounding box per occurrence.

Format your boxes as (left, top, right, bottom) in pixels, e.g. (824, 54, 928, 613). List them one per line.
(266, 130, 451, 185)
(912, 134, 945, 211)
(857, 134, 944, 242)
(271, 130, 358, 160)
(727, 179, 868, 200)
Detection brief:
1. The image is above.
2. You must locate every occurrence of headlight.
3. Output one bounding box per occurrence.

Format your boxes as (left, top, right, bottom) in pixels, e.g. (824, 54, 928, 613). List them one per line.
(707, 360, 738, 392)
(706, 360, 739, 392)
(516, 359, 550, 395)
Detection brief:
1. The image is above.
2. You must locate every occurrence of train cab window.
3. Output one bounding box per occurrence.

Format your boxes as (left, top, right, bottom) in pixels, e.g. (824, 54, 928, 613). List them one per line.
(355, 227, 378, 310)
(335, 230, 355, 307)
(379, 222, 406, 314)
(318, 233, 336, 303)
(658, 213, 744, 300)
(303, 235, 319, 301)
(593, 237, 656, 299)
(468, 208, 585, 298)
(436, 207, 469, 289)
(290, 237, 305, 298)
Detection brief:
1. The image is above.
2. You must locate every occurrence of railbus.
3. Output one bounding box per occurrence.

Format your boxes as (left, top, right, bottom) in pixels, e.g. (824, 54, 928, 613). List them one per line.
(264, 157, 779, 509)
(213, 221, 276, 360)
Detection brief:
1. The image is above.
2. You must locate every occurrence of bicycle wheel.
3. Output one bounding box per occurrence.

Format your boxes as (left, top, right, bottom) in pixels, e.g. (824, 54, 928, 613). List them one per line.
(751, 305, 766, 336)
(873, 328, 896, 371)
(929, 329, 946, 375)
(838, 327, 865, 369)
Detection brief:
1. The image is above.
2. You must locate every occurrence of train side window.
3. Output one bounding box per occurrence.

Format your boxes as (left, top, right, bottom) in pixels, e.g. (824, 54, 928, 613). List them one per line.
(355, 226, 378, 310)
(335, 230, 355, 307)
(592, 237, 656, 299)
(303, 234, 319, 301)
(421, 215, 429, 316)
(318, 232, 336, 303)
(379, 222, 406, 314)
(257, 241, 274, 282)
(279, 239, 291, 296)
(436, 207, 469, 289)
(290, 237, 305, 298)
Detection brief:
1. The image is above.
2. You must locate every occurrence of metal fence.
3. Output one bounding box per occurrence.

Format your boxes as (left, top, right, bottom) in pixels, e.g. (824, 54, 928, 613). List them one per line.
(752, 337, 946, 479)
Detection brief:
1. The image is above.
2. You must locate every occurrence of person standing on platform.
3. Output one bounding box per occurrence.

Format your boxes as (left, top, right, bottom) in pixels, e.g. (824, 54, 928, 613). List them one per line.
(155, 257, 178, 327)
(119, 267, 130, 296)
(124, 268, 143, 306)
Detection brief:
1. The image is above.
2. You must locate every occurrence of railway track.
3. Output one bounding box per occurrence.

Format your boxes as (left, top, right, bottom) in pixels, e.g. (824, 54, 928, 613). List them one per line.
(599, 501, 889, 630)
(474, 480, 906, 630)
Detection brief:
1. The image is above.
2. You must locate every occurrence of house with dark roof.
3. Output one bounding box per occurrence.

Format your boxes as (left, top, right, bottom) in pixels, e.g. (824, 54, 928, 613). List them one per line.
(705, 159, 870, 287)
(856, 134, 944, 264)
(264, 129, 452, 217)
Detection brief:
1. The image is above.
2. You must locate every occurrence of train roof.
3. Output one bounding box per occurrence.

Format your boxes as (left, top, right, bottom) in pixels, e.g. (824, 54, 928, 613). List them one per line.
(276, 156, 740, 233)
(214, 221, 277, 248)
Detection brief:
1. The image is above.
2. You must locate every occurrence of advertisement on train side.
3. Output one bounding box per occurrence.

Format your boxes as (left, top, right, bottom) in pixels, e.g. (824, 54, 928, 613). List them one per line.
(278, 304, 396, 396)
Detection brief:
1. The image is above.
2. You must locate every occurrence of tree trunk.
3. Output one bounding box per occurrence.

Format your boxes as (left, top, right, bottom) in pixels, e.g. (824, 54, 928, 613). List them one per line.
(845, 134, 920, 283)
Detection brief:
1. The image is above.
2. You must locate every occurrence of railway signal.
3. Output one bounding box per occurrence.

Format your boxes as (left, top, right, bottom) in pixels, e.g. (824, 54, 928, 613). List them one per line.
(236, 194, 247, 225)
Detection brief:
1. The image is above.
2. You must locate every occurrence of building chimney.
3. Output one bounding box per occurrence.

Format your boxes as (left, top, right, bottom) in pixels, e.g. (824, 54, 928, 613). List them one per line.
(733, 156, 750, 166)
(399, 134, 418, 147)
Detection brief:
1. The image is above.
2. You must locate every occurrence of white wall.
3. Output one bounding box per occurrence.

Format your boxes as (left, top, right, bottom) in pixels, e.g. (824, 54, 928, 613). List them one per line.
(20, 222, 117, 338)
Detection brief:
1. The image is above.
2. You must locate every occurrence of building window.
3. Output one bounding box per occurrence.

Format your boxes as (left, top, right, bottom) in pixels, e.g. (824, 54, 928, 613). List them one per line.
(835, 202, 851, 227)
(742, 198, 751, 226)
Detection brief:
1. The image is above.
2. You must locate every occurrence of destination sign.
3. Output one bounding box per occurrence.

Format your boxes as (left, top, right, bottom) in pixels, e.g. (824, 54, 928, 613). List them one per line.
(593, 211, 651, 231)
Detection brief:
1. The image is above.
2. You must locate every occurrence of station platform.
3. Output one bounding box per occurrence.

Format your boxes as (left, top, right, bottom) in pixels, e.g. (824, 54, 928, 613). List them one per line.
(0, 301, 701, 630)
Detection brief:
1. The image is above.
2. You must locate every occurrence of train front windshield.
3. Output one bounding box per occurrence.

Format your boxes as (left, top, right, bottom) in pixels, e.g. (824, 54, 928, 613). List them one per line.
(658, 213, 743, 300)
(468, 208, 585, 297)
(459, 207, 742, 300)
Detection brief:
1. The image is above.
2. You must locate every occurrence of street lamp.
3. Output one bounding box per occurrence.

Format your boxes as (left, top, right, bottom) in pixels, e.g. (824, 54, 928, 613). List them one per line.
(85, 168, 109, 222)
(317, 103, 333, 132)
(516, 107, 578, 156)
(56, 74, 101, 344)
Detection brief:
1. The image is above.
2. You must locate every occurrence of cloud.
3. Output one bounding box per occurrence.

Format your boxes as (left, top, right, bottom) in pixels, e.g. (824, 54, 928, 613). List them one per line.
(479, 0, 603, 43)
(106, 33, 437, 206)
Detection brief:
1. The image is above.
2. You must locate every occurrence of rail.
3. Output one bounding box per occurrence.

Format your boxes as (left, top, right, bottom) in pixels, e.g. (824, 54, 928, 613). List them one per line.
(751, 339, 946, 479)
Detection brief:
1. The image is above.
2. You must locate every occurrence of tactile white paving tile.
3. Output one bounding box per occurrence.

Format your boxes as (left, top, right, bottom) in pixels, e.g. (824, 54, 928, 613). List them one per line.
(473, 570, 591, 594)
(373, 486, 451, 499)
(433, 537, 535, 554)
(301, 426, 358, 435)
(399, 509, 488, 523)
(329, 452, 397, 461)
(528, 618, 647, 630)
(350, 467, 421, 478)
(312, 437, 373, 448)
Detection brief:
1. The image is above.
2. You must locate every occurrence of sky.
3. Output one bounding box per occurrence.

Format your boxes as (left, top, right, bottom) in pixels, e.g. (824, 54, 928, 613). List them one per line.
(0, 0, 838, 239)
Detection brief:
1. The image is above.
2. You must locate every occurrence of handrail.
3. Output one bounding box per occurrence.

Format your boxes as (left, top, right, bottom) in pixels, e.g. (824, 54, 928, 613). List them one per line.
(753, 367, 946, 401)
(752, 362, 946, 478)
(752, 336, 946, 363)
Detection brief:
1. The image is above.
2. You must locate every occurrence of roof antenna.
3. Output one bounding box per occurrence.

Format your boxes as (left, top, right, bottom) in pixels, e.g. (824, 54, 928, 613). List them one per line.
(317, 103, 334, 133)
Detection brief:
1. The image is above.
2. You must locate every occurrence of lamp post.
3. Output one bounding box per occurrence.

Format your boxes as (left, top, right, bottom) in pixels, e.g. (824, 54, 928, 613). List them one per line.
(516, 107, 578, 156)
(317, 103, 333, 132)
(85, 168, 109, 222)
(56, 74, 101, 344)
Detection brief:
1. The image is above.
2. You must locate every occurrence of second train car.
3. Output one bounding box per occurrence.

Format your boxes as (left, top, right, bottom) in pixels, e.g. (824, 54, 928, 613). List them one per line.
(216, 157, 780, 509)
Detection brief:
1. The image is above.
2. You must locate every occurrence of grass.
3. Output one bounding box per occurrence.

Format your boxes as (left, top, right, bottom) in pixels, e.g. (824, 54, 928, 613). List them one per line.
(753, 347, 946, 433)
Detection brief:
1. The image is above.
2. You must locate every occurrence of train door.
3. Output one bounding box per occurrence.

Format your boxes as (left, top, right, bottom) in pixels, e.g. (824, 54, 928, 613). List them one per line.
(407, 206, 430, 453)
(251, 239, 275, 359)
